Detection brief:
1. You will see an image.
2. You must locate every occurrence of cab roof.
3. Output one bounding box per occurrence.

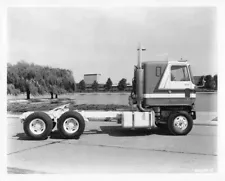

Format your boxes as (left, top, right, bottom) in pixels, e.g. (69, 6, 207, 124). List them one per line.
(143, 60, 190, 66)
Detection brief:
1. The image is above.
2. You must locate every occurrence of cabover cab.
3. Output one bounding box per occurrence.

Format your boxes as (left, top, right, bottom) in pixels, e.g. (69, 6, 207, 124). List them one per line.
(142, 60, 196, 107)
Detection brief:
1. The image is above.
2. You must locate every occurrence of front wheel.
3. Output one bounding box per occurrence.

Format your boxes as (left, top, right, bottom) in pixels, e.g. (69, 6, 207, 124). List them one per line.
(168, 111, 193, 135)
(57, 111, 85, 139)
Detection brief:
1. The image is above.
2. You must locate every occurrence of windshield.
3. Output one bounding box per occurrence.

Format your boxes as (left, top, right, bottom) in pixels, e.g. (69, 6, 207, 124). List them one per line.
(171, 66, 190, 81)
(188, 65, 194, 84)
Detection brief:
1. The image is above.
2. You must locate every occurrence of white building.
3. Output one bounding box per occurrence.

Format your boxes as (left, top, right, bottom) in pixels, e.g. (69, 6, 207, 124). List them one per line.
(84, 74, 101, 85)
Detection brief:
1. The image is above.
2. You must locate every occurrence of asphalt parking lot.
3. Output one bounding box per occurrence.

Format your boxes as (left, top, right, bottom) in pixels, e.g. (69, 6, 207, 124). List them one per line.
(7, 116, 217, 173)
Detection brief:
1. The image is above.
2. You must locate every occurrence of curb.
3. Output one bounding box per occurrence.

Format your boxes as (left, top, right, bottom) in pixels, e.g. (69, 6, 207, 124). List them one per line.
(194, 123, 217, 126)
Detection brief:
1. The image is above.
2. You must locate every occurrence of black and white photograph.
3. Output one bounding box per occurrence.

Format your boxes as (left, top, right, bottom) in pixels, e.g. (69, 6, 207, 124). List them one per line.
(2, 1, 224, 177)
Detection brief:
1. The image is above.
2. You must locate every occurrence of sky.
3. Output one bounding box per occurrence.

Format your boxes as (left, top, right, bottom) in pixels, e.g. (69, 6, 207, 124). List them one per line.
(7, 7, 217, 84)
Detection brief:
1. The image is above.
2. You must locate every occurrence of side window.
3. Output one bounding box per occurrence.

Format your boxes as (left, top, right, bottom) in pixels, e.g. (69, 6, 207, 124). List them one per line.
(156, 67, 161, 77)
(171, 66, 190, 81)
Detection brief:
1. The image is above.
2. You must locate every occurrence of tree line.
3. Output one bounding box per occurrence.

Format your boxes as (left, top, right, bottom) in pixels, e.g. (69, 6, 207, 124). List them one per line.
(7, 61, 217, 99)
(7, 61, 76, 99)
(195, 74, 217, 91)
(77, 74, 218, 92)
(77, 78, 129, 92)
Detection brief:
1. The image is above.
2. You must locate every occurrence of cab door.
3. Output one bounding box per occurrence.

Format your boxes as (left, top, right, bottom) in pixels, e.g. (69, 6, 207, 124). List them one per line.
(170, 65, 192, 90)
(165, 64, 196, 100)
(157, 63, 196, 102)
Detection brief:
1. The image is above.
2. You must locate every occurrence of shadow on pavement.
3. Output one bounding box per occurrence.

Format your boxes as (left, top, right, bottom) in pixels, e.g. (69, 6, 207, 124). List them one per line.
(7, 167, 48, 174)
(12, 133, 35, 141)
(13, 126, 173, 140)
(98, 126, 172, 137)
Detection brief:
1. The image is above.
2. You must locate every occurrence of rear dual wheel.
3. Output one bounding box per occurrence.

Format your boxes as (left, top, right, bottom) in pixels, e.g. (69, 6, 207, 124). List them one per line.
(57, 111, 85, 139)
(23, 112, 53, 140)
(23, 111, 85, 140)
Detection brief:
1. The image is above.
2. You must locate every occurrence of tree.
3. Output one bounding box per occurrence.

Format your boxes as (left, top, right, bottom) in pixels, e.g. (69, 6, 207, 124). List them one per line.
(105, 78, 113, 91)
(7, 60, 76, 99)
(7, 84, 20, 95)
(37, 84, 47, 95)
(61, 70, 76, 92)
(14, 61, 39, 99)
(25, 80, 38, 99)
(196, 76, 205, 86)
(92, 81, 99, 92)
(204, 75, 216, 90)
(117, 78, 127, 91)
(47, 74, 58, 99)
(213, 74, 218, 90)
(78, 80, 86, 92)
(7, 63, 18, 85)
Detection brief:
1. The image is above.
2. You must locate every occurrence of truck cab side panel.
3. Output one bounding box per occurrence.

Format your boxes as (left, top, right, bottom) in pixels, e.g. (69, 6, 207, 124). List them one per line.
(143, 61, 196, 107)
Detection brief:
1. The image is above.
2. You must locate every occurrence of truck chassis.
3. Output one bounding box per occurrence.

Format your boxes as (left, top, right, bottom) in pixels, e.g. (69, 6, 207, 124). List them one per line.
(20, 104, 193, 140)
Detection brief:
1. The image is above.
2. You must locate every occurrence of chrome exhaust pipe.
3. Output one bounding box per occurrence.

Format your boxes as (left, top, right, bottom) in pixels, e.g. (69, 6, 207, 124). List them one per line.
(136, 44, 147, 112)
(137, 44, 146, 69)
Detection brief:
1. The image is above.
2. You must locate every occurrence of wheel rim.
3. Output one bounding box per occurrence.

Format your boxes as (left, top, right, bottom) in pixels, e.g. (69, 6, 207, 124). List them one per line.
(63, 117, 79, 134)
(173, 116, 188, 131)
(29, 118, 46, 135)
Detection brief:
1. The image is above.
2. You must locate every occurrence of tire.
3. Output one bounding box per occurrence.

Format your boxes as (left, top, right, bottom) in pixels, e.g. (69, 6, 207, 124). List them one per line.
(23, 112, 53, 140)
(168, 111, 193, 135)
(57, 111, 85, 139)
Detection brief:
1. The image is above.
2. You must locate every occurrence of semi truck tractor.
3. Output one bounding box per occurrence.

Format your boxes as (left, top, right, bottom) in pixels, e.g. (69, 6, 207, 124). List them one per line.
(20, 45, 198, 140)
(130, 45, 196, 135)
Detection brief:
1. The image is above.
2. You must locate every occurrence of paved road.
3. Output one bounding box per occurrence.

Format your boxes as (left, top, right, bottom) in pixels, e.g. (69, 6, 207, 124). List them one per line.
(7, 117, 217, 173)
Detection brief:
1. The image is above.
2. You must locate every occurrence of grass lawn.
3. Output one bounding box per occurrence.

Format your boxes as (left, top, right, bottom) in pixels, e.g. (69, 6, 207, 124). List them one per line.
(7, 97, 135, 114)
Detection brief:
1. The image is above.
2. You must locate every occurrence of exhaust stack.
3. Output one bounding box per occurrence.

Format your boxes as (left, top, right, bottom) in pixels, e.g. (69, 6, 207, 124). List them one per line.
(136, 44, 146, 111)
(137, 44, 146, 68)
